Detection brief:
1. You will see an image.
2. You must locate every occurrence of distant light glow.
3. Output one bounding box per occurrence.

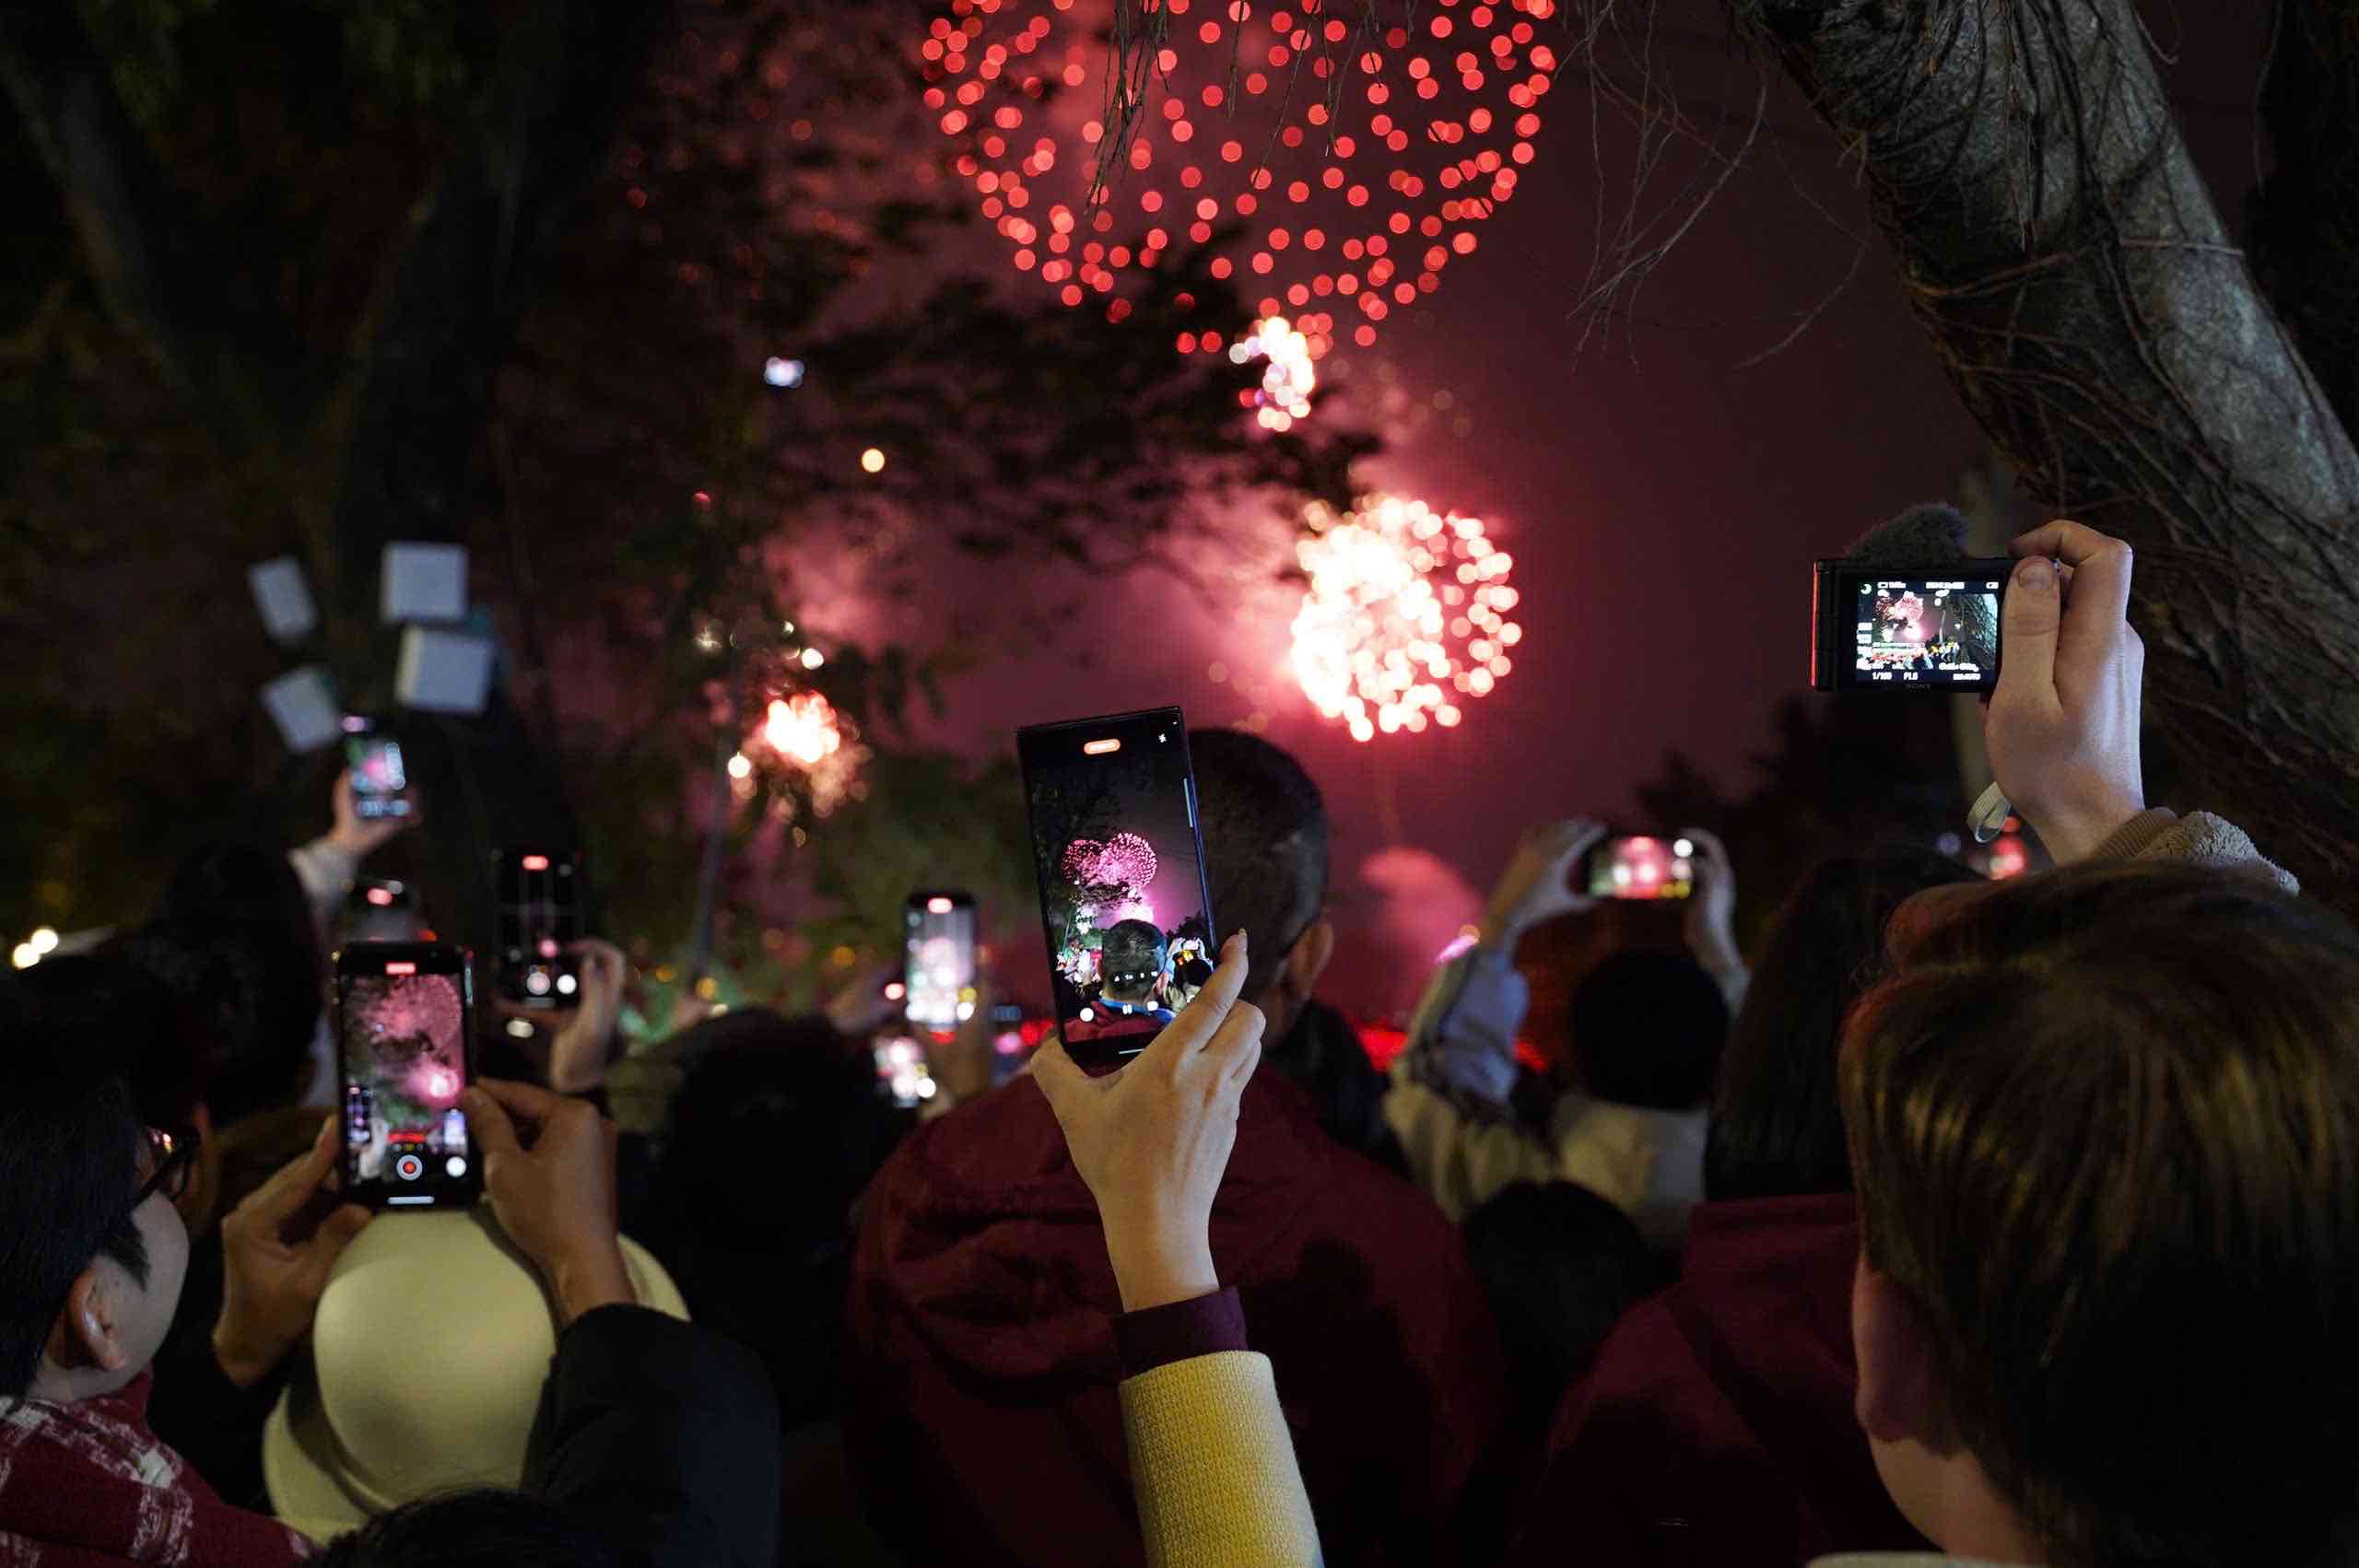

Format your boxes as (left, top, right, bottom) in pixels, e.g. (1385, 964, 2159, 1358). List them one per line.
(29, 928, 58, 955)
(506, 1018, 535, 1039)
(763, 693, 845, 767)
(10, 942, 38, 970)
(726, 752, 754, 779)
(764, 357, 805, 388)
(1289, 494, 1520, 742)
(860, 447, 887, 474)
(885, 980, 908, 1000)
(1232, 315, 1316, 429)
(800, 647, 826, 670)
(1672, 838, 1695, 859)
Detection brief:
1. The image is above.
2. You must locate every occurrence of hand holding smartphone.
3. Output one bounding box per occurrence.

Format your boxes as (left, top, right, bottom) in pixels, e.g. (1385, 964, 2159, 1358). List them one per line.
(1017, 708, 1217, 1068)
(334, 942, 480, 1209)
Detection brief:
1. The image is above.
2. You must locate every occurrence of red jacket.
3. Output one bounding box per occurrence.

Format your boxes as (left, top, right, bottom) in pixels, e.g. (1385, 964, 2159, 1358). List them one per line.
(844, 1068, 1506, 1567)
(1508, 1193, 1930, 1567)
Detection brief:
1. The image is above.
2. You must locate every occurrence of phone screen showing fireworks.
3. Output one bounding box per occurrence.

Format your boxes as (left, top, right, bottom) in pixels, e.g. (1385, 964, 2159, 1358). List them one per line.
(904, 891, 977, 1035)
(494, 849, 581, 1009)
(335, 942, 479, 1209)
(1844, 570, 2004, 690)
(1584, 836, 1695, 901)
(1017, 708, 1217, 1068)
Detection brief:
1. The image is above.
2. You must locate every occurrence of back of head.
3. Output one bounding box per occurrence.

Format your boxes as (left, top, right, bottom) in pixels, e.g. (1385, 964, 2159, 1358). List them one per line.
(1842, 862, 2359, 1568)
(1098, 919, 1168, 990)
(1461, 1181, 1665, 1405)
(311, 1489, 617, 1568)
(642, 1009, 903, 1421)
(0, 967, 151, 1397)
(1189, 728, 1329, 1000)
(1567, 950, 1727, 1110)
(161, 838, 324, 980)
(105, 918, 321, 1129)
(1706, 848, 1978, 1202)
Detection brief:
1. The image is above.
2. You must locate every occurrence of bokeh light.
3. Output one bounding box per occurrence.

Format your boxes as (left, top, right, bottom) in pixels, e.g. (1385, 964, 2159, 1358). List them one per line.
(916, 0, 1560, 371)
(1231, 314, 1315, 430)
(757, 690, 869, 817)
(1289, 493, 1520, 742)
(860, 447, 887, 474)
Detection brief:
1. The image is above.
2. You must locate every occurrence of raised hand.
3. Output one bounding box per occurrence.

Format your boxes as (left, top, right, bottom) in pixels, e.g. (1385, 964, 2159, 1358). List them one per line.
(1481, 819, 1608, 945)
(462, 1078, 632, 1325)
(213, 1115, 373, 1387)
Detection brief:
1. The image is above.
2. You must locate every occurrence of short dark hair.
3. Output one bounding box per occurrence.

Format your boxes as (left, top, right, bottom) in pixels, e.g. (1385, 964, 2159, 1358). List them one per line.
(0, 968, 154, 1396)
(159, 838, 326, 989)
(1098, 919, 1168, 988)
(1842, 862, 2359, 1568)
(1189, 729, 1329, 1000)
(1461, 1181, 1666, 1417)
(311, 1489, 617, 1568)
(1567, 950, 1727, 1110)
(103, 918, 321, 1128)
(1705, 848, 1978, 1202)
(639, 1010, 908, 1424)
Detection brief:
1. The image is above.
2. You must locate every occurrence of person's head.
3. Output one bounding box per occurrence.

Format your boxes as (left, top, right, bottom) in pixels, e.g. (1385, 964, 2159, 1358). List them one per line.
(1567, 950, 1727, 1110)
(160, 837, 326, 984)
(1461, 1181, 1665, 1418)
(1189, 728, 1333, 1037)
(1842, 863, 2359, 1568)
(1705, 848, 1979, 1202)
(0, 967, 193, 1403)
(109, 917, 323, 1128)
(1097, 919, 1170, 1005)
(640, 1009, 906, 1420)
(311, 1489, 617, 1568)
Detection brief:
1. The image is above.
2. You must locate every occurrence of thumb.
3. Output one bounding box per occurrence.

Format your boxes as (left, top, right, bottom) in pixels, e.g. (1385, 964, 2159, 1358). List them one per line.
(1998, 555, 2060, 699)
(322, 1204, 372, 1252)
(1028, 1033, 1087, 1117)
(462, 1087, 522, 1159)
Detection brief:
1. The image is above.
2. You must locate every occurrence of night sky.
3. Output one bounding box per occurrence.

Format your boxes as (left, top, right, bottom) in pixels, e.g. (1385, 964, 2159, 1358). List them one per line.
(820, 0, 2270, 1013)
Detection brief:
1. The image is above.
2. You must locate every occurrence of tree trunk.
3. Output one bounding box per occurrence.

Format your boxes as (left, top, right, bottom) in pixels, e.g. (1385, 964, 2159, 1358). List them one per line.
(1730, 0, 2359, 896)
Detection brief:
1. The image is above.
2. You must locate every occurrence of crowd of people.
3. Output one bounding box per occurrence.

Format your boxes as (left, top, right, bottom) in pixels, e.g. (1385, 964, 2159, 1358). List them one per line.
(5, 518, 2353, 1568)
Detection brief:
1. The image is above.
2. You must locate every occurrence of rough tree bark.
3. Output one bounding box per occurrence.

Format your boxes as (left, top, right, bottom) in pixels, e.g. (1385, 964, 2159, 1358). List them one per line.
(1729, 0, 2359, 895)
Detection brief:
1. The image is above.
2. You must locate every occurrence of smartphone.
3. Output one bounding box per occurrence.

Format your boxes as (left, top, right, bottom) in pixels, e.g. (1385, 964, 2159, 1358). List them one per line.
(1811, 559, 2011, 692)
(334, 942, 480, 1209)
(493, 848, 581, 1008)
(874, 1034, 935, 1108)
(1016, 707, 1217, 1067)
(903, 890, 978, 1035)
(1583, 835, 1695, 901)
(343, 718, 412, 819)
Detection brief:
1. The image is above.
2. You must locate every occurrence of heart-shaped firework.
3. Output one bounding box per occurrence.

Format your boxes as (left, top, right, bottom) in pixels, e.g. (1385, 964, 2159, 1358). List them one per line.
(917, 0, 1562, 383)
(1061, 831, 1160, 897)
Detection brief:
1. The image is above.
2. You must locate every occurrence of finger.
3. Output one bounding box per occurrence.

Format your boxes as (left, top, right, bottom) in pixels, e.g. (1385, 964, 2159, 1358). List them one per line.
(1679, 827, 1728, 867)
(1133, 932, 1250, 1076)
(1220, 1027, 1263, 1092)
(1567, 820, 1610, 860)
(318, 1204, 371, 1254)
(1996, 553, 2061, 701)
(1028, 1033, 1088, 1116)
(471, 1076, 569, 1120)
(461, 1085, 524, 1158)
(247, 1115, 343, 1220)
(2013, 521, 2132, 673)
(1204, 999, 1266, 1076)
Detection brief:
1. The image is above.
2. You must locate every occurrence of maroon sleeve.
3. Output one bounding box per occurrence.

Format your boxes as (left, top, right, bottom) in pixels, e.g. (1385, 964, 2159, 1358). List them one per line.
(1112, 1286, 1248, 1375)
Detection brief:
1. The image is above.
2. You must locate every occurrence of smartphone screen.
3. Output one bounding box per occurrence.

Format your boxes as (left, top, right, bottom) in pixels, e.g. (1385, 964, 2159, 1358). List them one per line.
(903, 891, 977, 1035)
(494, 849, 581, 1008)
(1584, 836, 1696, 901)
(345, 730, 411, 820)
(335, 942, 479, 1209)
(1016, 708, 1216, 1065)
(874, 1034, 935, 1108)
(1842, 569, 2004, 690)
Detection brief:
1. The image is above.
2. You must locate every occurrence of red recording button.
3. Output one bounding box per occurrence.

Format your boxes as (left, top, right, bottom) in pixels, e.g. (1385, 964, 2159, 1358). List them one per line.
(394, 1153, 425, 1182)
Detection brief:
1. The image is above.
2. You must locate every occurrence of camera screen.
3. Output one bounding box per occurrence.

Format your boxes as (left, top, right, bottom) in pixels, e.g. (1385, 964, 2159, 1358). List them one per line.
(339, 961, 470, 1201)
(1585, 836, 1694, 900)
(346, 735, 410, 817)
(904, 896, 976, 1034)
(1845, 573, 2002, 688)
(1019, 715, 1215, 1053)
(496, 851, 581, 1005)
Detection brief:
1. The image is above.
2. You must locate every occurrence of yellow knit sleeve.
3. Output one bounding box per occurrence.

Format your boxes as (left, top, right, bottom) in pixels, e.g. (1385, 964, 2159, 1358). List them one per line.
(1120, 1351, 1323, 1568)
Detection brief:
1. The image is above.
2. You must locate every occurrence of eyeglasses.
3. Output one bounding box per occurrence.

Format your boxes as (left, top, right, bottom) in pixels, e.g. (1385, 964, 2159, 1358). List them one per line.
(130, 1124, 200, 1212)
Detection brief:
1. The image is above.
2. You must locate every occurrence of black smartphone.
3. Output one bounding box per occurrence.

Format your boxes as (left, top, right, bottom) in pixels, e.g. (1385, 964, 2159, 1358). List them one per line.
(493, 848, 581, 1008)
(343, 718, 412, 819)
(334, 942, 480, 1210)
(1811, 559, 2012, 692)
(1583, 835, 1695, 901)
(1016, 707, 1216, 1067)
(339, 879, 422, 945)
(903, 890, 978, 1035)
